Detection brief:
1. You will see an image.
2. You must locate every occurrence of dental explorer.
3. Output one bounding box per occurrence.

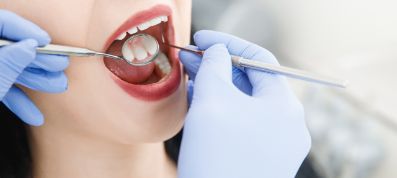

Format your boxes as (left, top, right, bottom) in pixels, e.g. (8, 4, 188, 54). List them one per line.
(165, 43, 348, 88)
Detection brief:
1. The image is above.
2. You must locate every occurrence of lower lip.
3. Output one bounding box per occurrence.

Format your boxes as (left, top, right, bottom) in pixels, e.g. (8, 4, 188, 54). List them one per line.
(103, 5, 181, 101)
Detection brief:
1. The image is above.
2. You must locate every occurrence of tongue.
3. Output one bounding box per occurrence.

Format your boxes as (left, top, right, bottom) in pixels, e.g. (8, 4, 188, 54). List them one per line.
(104, 40, 154, 84)
(104, 59, 155, 84)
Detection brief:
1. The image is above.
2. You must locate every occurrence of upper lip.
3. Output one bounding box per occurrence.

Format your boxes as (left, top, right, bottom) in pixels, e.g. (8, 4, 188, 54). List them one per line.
(103, 5, 172, 52)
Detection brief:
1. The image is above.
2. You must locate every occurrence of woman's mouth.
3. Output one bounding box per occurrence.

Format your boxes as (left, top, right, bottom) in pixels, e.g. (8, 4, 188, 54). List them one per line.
(103, 5, 181, 101)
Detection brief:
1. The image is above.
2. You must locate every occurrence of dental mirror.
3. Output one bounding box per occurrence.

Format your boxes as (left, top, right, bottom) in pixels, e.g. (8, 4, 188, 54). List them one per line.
(120, 33, 160, 66)
(0, 33, 161, 67)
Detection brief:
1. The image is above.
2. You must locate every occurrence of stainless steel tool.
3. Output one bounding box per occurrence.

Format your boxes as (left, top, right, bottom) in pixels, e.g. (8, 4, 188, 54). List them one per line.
(0, 33, 159, 67)
(165, 43, 348, 88)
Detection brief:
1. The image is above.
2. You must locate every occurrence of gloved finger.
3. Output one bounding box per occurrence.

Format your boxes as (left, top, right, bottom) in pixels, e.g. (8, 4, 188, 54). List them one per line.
(0, 10, 50, 46)
(179, 45, 253, 95)
(16, 68, 68, 93)
(28, 54, 70, 72)
(193, 30, 278, 65)
(0, 39, 38, 99)
(194, 44, 234, 96)
(2, 86, 44, 126)
(187, 80, 194, 106)
(232, 68, 253, 95)
(179, 45, 201, 81)
(194, 30, 288, 98)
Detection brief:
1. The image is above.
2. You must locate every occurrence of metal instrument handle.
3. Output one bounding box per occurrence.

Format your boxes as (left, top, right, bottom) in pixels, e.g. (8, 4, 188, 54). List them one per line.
(164, 43, 348, 88)
(0, 39, 124, 61)
(0, 39, 95, 56)
(231, 56, 348, 88)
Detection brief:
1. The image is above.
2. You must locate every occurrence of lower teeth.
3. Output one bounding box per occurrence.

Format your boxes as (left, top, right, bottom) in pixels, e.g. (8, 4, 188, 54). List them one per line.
(154, 52, 172, 77)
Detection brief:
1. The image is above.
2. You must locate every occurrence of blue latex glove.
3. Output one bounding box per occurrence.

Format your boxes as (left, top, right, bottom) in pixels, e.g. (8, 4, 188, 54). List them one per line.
(0, 10, 69, 126)
(178, 30, 311, 178)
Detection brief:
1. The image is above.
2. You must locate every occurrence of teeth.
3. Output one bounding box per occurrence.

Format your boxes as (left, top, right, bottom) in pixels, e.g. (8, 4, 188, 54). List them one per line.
(116, 33, 126, 40)
(142, 37, 158, 55)
(138, 23, 150, 31)
(122, 34, 159, 62)
(150, 17, 162, 26)
(161, 16, 168, 22)
(122, 43, 135, 63)
(132, 46, 148, 61)
(116, 16, 168, 40)
(127, 27, 138, 35)
(155, 52, 171, 75)
(137, 15, 167, 31)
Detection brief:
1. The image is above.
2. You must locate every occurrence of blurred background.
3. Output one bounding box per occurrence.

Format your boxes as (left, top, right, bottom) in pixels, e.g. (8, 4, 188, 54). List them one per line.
(191, 0, 397, 177)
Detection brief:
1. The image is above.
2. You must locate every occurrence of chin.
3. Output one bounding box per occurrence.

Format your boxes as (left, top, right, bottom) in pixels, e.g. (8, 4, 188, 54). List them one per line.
(132, 81, 187, 144)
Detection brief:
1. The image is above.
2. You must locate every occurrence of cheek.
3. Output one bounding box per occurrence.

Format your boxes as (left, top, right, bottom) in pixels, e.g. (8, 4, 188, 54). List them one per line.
(36, 57, 117, 129)
(1, 0, 93, 46)
(175, 0, 192, 9)
(174, 0, 192, 46)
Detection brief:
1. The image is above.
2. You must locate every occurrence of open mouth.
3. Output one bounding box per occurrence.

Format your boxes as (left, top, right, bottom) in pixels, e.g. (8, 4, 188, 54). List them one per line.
(103, 5, 181, 101)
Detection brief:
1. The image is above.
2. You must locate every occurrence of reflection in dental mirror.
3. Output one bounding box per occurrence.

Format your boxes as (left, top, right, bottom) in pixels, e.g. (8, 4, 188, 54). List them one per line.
(121, 33, 160, 66)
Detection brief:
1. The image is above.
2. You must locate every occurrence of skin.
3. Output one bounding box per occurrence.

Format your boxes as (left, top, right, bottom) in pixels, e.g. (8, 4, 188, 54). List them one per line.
(0, 0, 192, 178)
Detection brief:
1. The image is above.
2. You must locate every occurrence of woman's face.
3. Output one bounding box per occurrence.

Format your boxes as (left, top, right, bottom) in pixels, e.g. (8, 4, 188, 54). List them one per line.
(0, 0, 191, 143)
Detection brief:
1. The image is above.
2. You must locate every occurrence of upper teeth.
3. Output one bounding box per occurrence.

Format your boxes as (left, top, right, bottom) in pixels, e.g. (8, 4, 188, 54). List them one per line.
(128, 27, 138, 35)
(116, 16, 168, 40)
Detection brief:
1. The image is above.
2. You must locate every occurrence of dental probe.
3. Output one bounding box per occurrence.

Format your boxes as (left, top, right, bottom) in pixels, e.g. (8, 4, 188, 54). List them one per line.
(157, 21, 347, 88)
(0, 34, 159, 67)
(165, 43, 348, 88)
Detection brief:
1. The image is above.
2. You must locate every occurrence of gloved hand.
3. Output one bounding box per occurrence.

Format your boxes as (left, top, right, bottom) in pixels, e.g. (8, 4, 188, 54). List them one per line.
(0, 10, 69, 126)
(178, 30, 311, 178)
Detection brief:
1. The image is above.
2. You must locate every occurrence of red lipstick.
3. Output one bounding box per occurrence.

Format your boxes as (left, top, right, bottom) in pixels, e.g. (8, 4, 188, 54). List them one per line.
(103, 5, 181, 101)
